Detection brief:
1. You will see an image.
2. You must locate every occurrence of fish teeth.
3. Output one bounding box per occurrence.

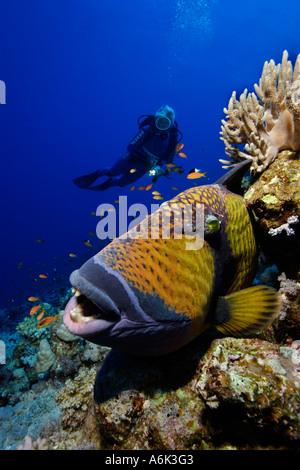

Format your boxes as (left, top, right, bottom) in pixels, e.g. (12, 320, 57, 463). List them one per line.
(70, 308, 79, 321)
(70, 305, 84, 321)
(71, 287, 83, 297)
(70, 305, 98, 323)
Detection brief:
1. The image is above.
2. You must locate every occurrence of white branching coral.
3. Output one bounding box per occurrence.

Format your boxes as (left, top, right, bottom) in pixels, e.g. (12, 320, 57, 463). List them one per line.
(268, 215, 299, 237)
(220, 50, 300, 173)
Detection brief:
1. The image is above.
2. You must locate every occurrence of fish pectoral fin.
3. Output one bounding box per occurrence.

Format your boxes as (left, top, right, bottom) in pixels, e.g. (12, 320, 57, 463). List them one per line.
(214, 285, 281, 336)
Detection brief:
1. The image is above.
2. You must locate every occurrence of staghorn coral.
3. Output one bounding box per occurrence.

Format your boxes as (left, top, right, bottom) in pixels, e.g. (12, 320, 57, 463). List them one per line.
(220, 50, 300, 173)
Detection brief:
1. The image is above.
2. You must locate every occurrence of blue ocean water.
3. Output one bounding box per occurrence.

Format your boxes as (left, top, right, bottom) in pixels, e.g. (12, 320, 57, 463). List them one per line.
(0, 0, 299, 315)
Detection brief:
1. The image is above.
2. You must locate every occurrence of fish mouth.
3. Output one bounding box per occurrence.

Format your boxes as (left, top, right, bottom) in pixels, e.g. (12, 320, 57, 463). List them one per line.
(63, 270, 120, 337)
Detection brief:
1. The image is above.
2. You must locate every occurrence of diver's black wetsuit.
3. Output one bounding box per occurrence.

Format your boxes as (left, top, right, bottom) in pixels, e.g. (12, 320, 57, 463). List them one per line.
(73, 115, 182, 190)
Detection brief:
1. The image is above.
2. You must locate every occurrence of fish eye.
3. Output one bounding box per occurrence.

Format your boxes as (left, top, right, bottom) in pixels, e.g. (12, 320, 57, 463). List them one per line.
(204, 214, 221, 237)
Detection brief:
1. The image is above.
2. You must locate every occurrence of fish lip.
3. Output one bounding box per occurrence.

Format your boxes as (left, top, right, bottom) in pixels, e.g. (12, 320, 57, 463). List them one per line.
(63, 269, 121, 337)
(69, 269, 120, 318)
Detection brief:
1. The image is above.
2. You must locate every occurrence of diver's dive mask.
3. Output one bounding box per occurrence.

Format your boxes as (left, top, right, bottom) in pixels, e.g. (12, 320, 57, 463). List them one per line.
(155, 105, 175, 131)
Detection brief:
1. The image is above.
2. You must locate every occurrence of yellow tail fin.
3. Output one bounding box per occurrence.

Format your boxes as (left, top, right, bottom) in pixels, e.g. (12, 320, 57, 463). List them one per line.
(215, 285, 281, 336)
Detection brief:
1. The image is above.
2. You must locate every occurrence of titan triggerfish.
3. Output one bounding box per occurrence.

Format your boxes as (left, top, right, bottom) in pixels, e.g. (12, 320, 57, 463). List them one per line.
(64, 162, 281, 355)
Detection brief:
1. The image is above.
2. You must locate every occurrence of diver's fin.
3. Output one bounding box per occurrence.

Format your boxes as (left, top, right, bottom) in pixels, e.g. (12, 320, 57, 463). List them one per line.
(214, 285, 281, 336)
(73, 169, 103, 189)
(214, 159, 252, 194)
(88, 178, 116, 191)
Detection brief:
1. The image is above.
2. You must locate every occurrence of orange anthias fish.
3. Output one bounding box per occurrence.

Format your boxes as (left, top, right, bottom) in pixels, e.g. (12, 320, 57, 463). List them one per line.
(39, 274, 48, 279)
(85, 240, 93, 247)
(187, 169, 207, 180)
(30, 304, 42, 315)
(178, 152, 187, 159)
(37, 314, 58, 328)
(64, 160, 280, 357)
(130, 168, 137, 173)
(69, 253, 77, 258)
(28, 296, 39, 302)
(37, 310, 45, 321)
(130, 185, 135, 191)
(175, 143, 184, 153)
(145, 184, 153, 191)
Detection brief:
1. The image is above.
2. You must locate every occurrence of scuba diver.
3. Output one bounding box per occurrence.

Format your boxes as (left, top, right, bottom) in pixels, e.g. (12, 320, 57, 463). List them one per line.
(73, 105, 183, 191)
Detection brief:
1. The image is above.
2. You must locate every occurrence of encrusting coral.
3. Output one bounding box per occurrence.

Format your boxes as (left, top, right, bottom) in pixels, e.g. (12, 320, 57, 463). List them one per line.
(243, 149, 299, 277)
(93, 338, 300, 450)
(17, 435, 48, 450)
(220, 50, 300, 173)
(34, 339, 56, 374)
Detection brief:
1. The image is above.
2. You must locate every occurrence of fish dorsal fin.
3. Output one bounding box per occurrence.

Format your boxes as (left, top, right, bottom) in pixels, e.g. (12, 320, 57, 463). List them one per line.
(214, 159, 252, 194)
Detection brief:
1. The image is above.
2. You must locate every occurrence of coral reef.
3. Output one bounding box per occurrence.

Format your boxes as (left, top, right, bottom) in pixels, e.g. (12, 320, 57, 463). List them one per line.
(17, 435, 48, 450)
(56, 323, 79, 343)
(244, 149, 299, 277)
(220, 50, 300, 173)
(0, 381, 60, 449)
(261, 273, 300, 345)
(93, 337, 300, 450)
(52, 365, 101, 450)
(16, 314, 50, 343)
(0, 291, 110, 449)
(34, 339, 56, 374)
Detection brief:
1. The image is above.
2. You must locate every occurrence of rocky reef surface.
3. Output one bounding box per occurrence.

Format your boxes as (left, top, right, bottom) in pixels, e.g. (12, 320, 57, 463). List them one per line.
(93, 336, 300, 450)
(244, 150, 299, 278)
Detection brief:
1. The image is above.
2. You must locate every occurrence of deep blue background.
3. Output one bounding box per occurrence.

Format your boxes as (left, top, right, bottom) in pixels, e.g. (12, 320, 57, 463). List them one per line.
(0, 0, 299, 310)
